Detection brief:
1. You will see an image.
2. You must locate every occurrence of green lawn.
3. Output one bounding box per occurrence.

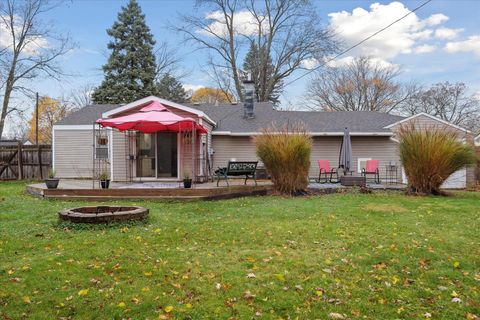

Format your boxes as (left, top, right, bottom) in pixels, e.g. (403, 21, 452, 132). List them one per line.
(0, 182, 479, 319)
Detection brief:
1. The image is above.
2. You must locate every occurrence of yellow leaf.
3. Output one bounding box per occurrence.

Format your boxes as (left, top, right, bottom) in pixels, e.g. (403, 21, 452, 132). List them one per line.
(22, 296, 31, 304)
(141, 287, 150, 292)
(154, 228, 161, 234)
(392, 275, 400, 285)
(78, 289, 89, 296)
(274, 273, 285, 281)
(144, 271, 153, 276)
(315, 290, 323, 296)
(117, 301, 126, 308)
(165, 305, 174, 313)
(451, 290, 459, 297)
(453, 261, 460, 268)
(186, 303, 193, 309)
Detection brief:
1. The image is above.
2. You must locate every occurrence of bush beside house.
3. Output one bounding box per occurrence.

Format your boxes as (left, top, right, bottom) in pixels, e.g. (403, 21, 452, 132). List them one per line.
(398, 123, 477, 195)
(255, 123, 312, 195)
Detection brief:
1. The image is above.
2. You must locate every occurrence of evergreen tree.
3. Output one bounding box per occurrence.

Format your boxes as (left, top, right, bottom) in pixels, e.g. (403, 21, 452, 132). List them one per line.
(156, 73, 188, 103)
(92, 0, 157, 104)
(243, 42, 282, 105)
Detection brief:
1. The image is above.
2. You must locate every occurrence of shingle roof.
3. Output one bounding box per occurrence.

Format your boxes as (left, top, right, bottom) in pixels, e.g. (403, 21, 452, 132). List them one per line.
(189, 102, 405, 133)
(55, 104, 120, 125)
(56, 101, 405, 133)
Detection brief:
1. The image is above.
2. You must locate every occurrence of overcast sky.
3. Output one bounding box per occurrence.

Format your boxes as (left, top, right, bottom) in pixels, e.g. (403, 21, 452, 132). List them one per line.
(2, 0, 480, 134)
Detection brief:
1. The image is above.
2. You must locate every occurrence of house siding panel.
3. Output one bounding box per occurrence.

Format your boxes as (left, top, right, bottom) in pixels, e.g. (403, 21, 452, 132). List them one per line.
(54, 129, 97, 178)
(212, 135, 401, 182)
(112, 130, 128, 181)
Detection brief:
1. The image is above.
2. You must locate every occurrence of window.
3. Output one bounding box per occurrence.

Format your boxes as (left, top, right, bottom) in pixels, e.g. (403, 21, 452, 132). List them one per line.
(95, 130, 109, 159)
(357, 158, 371, 173)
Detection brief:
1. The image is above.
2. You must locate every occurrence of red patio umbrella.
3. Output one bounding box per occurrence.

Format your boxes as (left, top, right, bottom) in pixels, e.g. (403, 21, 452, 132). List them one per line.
(96, 101, 207, 134)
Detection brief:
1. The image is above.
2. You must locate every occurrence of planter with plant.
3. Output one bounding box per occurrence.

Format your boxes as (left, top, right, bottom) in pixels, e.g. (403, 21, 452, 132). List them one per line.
(45, 169, 60, 189)
(183, 171, 192, 188)
(99, 171, 110, 189)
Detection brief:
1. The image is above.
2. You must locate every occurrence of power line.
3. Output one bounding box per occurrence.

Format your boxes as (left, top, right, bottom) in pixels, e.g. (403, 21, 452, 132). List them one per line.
(283, 0, 433, 87)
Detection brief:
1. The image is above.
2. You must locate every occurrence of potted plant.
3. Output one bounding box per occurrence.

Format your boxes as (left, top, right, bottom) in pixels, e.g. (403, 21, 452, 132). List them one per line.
(183, 171, 192, 189)
(45, 169, 60, 189)
(99, 170, 110, 189)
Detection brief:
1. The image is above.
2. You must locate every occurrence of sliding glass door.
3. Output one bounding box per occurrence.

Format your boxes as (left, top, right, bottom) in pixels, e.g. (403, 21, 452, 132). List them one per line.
(136, 132, 178, 178)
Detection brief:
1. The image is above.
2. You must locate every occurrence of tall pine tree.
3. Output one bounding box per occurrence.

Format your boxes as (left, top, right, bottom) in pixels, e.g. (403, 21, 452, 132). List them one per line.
(156, 73, 188, 103)
(92, 0, 157, 104)
(243, 42, 282, 105)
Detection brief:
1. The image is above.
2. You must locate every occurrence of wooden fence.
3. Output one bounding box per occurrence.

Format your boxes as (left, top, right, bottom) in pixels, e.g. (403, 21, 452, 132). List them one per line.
(0, 144, 51, 180)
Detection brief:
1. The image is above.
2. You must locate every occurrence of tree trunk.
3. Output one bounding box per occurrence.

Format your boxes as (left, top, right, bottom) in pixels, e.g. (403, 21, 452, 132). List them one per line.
(0, 79, 14, 139)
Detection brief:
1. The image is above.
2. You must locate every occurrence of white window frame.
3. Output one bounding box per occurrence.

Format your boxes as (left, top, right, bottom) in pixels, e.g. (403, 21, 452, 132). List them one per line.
(95, 129, 109, 160)
(357, 157, 372, 173)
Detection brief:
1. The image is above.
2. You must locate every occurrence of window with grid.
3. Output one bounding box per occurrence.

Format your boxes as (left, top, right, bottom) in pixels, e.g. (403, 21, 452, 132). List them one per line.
(95, 130, 109, 159)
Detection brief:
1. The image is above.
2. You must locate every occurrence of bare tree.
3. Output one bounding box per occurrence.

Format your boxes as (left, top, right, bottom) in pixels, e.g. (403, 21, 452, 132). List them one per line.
(64, 83, 95, 110)
(0, 0, 74, 138)
(402, 82, 480, 131)
(305, 56, 417, 113)
(155, 41, 188, 81)
(174, 0, 336, 102)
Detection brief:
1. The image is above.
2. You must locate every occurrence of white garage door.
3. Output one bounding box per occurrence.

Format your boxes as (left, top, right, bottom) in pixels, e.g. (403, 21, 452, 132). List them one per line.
(402, 168, 466, 189)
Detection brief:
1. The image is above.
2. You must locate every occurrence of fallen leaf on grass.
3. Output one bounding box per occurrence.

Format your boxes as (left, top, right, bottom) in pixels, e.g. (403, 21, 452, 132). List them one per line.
(22, 296, 31, 304)
(78, 289, 89, 296)
(165, 305, 174, 313)
(246, 273, 256, 278)
(329, 312, 345, 319)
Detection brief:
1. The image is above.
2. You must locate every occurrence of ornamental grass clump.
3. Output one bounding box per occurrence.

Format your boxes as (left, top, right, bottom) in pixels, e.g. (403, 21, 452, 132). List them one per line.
(254, 122, 312, 195)
(398, 123, 476, 195)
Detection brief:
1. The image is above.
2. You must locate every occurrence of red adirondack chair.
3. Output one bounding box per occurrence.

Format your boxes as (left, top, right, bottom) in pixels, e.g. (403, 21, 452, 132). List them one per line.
(317, 160, 339, 183)
(362, 159, 380, 183)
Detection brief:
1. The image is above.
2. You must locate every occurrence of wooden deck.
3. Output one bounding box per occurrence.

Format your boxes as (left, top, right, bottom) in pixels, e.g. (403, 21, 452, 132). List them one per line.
(26, 179, 273, 201)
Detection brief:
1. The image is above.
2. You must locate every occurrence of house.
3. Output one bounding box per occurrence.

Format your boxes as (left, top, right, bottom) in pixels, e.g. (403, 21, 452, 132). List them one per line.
(475, 134, 480, 147)
(52, 96, 475, 188)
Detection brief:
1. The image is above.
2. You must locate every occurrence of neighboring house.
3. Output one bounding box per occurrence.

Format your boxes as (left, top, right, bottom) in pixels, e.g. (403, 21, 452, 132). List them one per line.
(52, 96, 475, 188)
(475, 134, 480, 147)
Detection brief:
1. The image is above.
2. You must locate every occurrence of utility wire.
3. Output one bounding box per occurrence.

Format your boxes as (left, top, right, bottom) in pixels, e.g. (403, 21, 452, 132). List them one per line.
(283, 0, 433, 87)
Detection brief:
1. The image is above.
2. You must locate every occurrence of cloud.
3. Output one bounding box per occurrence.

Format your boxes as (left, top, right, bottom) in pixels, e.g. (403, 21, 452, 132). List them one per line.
(414, 44, 436, 54)
(326, 56, 398, 70)
(444, 35, 480, 57)
(301, 58, 319, 70)
(434, 27, 463, 40)
(200, 10, 268, 37)
(424, 13, 449, 26)
(327, 2, 449, 60)
(183, 84, 205, 92)
(0, 14, 50, 56)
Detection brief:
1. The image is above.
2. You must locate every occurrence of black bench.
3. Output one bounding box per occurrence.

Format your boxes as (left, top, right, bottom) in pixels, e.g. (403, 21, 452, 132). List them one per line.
(215, 161, 258, 186)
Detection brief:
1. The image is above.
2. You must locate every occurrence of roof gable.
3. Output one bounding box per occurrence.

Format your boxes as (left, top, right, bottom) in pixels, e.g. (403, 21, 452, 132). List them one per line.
(384, 112, 471, 133)
(102, 96, 216, 125)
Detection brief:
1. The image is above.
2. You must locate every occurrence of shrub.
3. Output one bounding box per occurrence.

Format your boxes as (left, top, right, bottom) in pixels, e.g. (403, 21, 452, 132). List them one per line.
(254, 122, 312, 195)
(398, 123, 477, 195)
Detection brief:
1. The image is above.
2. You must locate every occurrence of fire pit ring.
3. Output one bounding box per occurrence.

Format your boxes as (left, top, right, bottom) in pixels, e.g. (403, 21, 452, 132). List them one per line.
(58, 206, 149, 224)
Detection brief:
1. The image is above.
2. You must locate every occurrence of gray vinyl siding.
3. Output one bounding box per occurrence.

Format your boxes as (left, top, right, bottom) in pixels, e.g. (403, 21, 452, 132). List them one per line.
(212, 136, 259, 170)
(211, 135, 401, 181)
(53, 129, 97, 178)
(311, 136, 400, 178)
(112, 130, 129, 181)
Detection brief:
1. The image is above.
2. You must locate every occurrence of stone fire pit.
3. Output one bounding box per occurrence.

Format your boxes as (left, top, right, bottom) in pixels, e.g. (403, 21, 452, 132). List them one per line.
(58, 206, 149, 224)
